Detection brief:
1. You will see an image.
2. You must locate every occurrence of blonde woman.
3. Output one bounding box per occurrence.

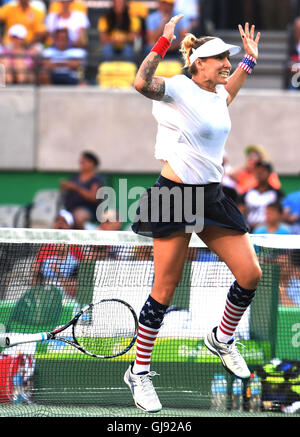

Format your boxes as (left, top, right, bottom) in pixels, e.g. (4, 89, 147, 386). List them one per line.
(124, 15, 261, 413)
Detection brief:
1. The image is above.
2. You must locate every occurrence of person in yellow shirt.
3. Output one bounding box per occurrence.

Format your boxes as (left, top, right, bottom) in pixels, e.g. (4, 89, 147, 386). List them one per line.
(98, 0, 141, 62)
(48, 0, 87, 16)
(0, 0, 47, 46)
(129, 1, 149, 20)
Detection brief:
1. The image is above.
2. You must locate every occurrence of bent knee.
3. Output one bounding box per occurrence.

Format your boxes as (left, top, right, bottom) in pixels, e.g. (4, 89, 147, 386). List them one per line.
(236, 263, 262, 290)
(152, 276, 181, 304)
(156, 279, 181, 295)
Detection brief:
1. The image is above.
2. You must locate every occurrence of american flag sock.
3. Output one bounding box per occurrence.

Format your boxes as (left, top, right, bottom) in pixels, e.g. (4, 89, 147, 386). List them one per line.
(132, 295, 168, 375)
(216, 281, 256, 344)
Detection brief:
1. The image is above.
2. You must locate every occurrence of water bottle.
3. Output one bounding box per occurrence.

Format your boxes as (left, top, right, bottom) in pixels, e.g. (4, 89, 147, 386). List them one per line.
(232, 378, 243, 411)
(249, 374, 262, 412)
(12, 373, 24, 404)
(211, 374, 227, 411)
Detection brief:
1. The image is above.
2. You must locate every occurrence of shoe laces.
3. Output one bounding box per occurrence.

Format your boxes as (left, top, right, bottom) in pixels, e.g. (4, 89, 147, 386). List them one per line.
(227, 341, 246, 368)
(137, 371, 160, 398)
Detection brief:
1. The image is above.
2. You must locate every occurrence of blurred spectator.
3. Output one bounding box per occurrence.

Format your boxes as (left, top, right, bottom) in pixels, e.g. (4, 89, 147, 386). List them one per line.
(281, 271, 300, 307)
(292, 16, 300, 57)
(41, 28, 86, 85)
(33, 243, 83, 301)
(129, 0, 149, 20)
(45, 0, 90, 49)
(238, 161, 284, 231)
(128, 0, 149, 53)
(31, 209, 83, 302)
(98, 0, 141, 62)
(98, 209, 122, 231)
(60, 151, 104, 230)
(252, 202, 290, 235)
(53, 209, 75, 229)
(288, 16, 300, 90)
(279, 249, 300, 307)
(229, 144, 281, 194)
(0, 24, 35, 84)
(48, 0, 87, 15)
(145, 0, 189, 58)
(0, 0, 47, 46)
(283, 189, 300, 222)
(30, 0, 47, 14)
(174, 0, 199, 31)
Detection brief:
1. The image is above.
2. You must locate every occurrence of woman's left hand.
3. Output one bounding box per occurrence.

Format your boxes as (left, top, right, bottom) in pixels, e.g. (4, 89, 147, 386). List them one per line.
(238, 23, 261, 60)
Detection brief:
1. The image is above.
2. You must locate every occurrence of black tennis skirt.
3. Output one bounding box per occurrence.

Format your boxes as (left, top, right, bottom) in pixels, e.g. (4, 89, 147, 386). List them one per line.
(131, 175, 249, 238)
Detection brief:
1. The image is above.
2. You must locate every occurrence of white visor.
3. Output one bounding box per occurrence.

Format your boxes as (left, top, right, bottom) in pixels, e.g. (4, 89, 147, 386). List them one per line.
(189, 38, 241, 64)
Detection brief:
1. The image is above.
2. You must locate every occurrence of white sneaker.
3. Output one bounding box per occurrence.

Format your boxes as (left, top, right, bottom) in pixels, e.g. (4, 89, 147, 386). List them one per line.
(204, 327, 251, 379)
(124, 363, 162, 413)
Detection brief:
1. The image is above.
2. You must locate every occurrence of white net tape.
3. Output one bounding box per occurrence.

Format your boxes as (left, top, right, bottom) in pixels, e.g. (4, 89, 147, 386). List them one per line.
(0, 228, 299, 248)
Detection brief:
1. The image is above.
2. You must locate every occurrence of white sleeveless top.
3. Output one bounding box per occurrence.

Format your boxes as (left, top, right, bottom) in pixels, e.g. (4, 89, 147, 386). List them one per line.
(152, 74, 231, 184)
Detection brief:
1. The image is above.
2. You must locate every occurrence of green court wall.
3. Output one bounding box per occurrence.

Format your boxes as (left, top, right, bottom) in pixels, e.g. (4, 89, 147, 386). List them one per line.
(0, 171, 299, 207)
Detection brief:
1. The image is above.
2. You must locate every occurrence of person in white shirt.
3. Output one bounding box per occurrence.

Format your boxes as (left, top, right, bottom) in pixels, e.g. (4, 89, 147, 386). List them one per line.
(45, 0, 90, 48)
(124, 15, 262, 413)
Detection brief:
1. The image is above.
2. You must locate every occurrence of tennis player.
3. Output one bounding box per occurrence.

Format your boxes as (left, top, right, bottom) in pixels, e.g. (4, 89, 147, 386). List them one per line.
(124, 16, 262, 413)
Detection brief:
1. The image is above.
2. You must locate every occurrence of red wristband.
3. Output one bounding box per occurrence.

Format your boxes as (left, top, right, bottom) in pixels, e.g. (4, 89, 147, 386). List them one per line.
(151, 36, 171, 59)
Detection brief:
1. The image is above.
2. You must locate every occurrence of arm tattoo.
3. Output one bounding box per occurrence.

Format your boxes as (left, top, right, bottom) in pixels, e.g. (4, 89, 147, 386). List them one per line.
(138, 54, 165, 101)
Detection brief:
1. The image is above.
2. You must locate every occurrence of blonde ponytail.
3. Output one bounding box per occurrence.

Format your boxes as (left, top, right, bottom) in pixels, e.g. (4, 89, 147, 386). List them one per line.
(180, 33, 216, 73)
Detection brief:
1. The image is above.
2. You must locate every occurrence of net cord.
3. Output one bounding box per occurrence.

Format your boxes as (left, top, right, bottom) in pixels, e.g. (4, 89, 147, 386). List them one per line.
(0, 228, 299, 249)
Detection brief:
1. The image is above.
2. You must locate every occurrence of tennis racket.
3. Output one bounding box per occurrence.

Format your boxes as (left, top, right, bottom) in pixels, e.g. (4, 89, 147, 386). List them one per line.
(0, 298, 138, 359)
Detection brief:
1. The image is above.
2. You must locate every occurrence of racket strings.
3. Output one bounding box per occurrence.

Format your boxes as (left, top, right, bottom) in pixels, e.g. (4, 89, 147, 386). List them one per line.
(74, 300, 137, 357)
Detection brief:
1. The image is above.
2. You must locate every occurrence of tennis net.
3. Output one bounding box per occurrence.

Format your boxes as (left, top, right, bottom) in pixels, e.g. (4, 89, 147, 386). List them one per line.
(0, 228, 299, 417)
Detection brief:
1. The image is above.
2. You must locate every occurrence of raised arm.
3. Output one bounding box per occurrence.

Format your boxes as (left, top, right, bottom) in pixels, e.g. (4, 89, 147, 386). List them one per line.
(134, 14, 184, 101)
(226, 23, 261, 105)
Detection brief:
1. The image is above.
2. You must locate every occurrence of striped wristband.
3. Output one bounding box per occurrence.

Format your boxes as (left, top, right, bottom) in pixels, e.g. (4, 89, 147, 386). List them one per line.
(151, 36, 171, 59)
(238, 54, 257, 74)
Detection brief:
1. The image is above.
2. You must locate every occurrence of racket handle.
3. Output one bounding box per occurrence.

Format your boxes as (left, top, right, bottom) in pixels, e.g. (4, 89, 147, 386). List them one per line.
(0, 336, 8, 347)
(1, 332, 49, 347)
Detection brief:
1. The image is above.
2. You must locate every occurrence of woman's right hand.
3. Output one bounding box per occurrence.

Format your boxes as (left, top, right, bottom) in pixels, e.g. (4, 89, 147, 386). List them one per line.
(134, 14, 184, 101)
(162, 14, 184, 43)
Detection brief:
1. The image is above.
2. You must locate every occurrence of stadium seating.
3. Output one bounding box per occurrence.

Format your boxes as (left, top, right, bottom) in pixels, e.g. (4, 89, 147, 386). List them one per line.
(29, 189, 61, 228)
(97, 61, 137, 88)
(0, 205, 27, 228)
(155, 60, 183, 78)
